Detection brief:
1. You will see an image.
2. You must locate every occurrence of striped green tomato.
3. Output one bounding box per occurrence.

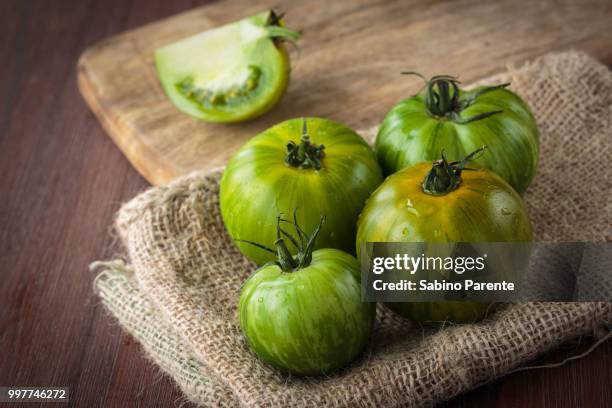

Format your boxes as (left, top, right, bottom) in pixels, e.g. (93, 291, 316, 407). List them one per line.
(356, 149, 533, 323)
(375, 74, 539, 194)
(220, 117, 383, 265)
(239, 243, 375, 375)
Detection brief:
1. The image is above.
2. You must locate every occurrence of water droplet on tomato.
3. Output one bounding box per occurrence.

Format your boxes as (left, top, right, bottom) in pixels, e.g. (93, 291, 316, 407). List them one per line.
(405, 204, 419, 216)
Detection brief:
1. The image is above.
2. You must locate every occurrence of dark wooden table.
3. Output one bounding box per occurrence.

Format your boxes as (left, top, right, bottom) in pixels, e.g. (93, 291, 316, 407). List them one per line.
(0, 1, 610, 407)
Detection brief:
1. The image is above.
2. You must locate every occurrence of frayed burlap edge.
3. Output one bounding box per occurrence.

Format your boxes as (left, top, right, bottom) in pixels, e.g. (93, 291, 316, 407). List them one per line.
(93, 50, 612, 407)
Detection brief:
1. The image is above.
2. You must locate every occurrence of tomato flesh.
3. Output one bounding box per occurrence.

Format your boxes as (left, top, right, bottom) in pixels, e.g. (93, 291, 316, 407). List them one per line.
(155, 11, 292, 123)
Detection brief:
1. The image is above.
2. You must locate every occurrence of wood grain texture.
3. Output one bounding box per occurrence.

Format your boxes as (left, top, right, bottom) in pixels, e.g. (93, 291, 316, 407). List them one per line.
(77, 0, 612, 185)
(1, 1, 611, 407)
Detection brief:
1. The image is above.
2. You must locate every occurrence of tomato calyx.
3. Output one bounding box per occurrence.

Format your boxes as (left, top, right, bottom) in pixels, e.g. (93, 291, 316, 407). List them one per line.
(285, 119, 326, 170)
(422, 146, 487, 195)
(238, 210, 326, 272)
(266, 10, 300, 46)
(402, 72, 510, 124)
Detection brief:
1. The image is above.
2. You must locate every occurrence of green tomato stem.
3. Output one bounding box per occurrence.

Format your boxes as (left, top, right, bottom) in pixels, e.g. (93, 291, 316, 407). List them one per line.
(237, 210, 325, 272)
(284, 119, 326, 170)
(266, 10, 301, 45)
(402, 72, 510, 124)
(274, 231, 298, 271)
(267, 25, 301, 42)
(296, 215, 325, 269)
(422, 146, 487, 196)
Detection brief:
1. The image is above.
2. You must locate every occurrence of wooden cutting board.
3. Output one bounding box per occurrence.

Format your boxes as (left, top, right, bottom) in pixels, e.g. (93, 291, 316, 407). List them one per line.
(77, 0, 612, 186)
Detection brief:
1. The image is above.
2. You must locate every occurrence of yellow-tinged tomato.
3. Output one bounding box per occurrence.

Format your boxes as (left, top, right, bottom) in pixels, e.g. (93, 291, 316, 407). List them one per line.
(356, 149, 532, 323)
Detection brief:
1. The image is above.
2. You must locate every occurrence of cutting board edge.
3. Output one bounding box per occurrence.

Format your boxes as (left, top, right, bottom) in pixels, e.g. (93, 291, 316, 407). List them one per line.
(77, 48, 179, 186)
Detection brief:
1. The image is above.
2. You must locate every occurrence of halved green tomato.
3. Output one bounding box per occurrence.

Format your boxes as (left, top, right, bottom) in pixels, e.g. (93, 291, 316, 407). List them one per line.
(155, 10, 299, 123)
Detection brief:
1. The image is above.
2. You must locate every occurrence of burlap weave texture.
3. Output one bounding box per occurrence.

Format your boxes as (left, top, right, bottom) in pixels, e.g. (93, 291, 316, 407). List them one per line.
(94, 51, 612, 407)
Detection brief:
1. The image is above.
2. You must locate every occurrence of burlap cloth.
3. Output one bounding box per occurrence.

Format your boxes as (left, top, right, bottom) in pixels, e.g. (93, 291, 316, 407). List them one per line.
(93, 51, 612, 407)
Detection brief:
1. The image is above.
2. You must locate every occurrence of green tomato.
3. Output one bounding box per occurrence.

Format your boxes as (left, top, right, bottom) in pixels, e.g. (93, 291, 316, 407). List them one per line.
(239, 215, 375, 376)
(356, 149, 533, 323)
(375, 74, 539, 194)
(155, 10, 298, 123)
(220, 117, 383, 265)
